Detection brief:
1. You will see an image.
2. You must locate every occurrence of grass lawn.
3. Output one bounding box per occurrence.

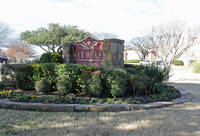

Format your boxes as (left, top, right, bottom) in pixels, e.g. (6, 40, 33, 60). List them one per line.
(1, 83, 200, 136)
(1, 66, 200, 136)
(1, 91, 200, 136)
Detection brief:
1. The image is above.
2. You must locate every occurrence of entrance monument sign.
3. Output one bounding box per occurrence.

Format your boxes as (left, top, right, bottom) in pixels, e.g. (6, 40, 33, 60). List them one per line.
(63, 36, 125, 68)
(74, 36, 103, 66)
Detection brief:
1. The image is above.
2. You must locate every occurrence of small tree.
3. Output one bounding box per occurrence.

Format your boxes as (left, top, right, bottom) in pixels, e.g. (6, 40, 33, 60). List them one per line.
(127, 36, 153, 61)
(149, 20, 200, 69)
(20, 23, 90, 53)
(0, 22, 12, 47)
(7, 39, 36, 62)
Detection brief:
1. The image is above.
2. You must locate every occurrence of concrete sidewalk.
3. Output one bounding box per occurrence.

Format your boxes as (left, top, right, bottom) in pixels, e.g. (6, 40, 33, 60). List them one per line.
(169, 66, 200, 83)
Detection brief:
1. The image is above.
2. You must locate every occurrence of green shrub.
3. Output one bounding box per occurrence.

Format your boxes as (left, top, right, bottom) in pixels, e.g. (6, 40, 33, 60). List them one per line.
(56, 75, 73, 95)
(55, 64, 83, 93)
(1, 64, 23, 84)
(32, 63, 57, 90)
(173, 60, 184, 66)
(127, 72, 149, 96)
(99, 68, 127, 97)
(40, 53, 51, 63)
(124, 59, 141, 63)
(191, 61, 200, 73)
(14, 63, 57, 91)
(0, 82, 5, 89)
(40, 63, 57, 83)
(83, 71, 102, 97)
(150, 83, 168, 94)
(50, 52, 64, 63)
(124, 64, 142, 69)
(7, 62, 171, 97)
(32, 64, 42, 81)
(37, 78, 52, 94)
(40, 52, 64, 63)
(55, 64, 96, 93)
(15, 65, 35, 90)
(124, 64, 142, 74)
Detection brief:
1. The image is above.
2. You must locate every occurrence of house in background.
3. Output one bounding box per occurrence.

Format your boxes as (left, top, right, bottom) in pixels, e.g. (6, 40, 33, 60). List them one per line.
(124, 49, 157, 62)
(178, 44, 200, 66)
(0, 48, 7, 58)
(124, 44, 200, 66)
(124, 49, 140, 60)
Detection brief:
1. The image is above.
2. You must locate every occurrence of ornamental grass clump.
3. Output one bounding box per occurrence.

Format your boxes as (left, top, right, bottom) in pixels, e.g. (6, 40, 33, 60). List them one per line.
(191, 61, 200, 73)
(141, 64, 170, 83)
(141, 64, 170, 94)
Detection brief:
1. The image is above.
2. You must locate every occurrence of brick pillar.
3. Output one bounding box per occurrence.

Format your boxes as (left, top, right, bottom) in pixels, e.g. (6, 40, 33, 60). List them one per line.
(63, 43, 74, 64)
(103, 39, 124, 68)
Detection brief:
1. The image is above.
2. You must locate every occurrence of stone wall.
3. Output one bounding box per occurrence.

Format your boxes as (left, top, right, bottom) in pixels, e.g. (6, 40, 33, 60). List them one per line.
(103, 39, 124, 68)
(63, 43, 74, 64)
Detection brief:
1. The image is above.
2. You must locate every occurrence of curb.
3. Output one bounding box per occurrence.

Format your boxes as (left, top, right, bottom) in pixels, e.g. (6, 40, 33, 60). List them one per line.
(0, 88, 192, 112)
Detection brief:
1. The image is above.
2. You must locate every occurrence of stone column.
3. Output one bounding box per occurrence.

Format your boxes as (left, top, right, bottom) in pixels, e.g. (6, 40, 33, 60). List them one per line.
(103, 39, 124, 68)
(63, 43, 74, 64)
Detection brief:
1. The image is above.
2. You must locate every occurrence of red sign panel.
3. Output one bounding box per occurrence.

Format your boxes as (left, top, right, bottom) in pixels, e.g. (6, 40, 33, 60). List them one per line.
(74, 36, 103, 66)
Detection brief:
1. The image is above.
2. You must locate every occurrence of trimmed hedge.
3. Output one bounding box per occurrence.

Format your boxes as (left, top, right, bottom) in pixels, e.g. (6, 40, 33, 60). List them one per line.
(40, 52, 64, 63)
(173, 60, 184, 66)
(124, 59, 141, 63)
(1, 64, 24, 84)
(1, 63, 170, 98)
(2, 64, 128, 97)
(83, 71, 103, 97)
(15, 65, 35, 90)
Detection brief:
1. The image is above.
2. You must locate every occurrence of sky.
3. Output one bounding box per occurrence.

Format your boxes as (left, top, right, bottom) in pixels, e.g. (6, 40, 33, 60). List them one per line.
(1, 0, 200, 42)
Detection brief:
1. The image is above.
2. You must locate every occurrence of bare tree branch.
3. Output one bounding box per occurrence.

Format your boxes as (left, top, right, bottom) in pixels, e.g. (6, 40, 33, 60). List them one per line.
(7, 39, 36, 62)
(127, 36, 153, 61)
(0, 22, 12, 47)
(149, 20, 200, 69)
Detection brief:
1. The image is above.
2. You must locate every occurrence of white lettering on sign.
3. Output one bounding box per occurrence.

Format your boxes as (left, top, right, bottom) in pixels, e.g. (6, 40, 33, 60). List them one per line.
(74, 36, 104, 66)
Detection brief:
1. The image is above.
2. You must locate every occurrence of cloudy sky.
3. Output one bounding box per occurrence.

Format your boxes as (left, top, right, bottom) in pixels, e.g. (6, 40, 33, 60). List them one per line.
(0, 0, 200, 41)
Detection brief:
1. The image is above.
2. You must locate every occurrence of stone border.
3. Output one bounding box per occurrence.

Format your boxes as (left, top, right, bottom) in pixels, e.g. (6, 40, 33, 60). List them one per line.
(0, 88, 192, 112)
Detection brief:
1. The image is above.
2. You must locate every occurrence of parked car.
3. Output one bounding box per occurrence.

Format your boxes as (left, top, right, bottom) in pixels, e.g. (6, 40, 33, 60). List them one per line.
(0, 57, 9, 64)
(157, 61, 163, 65)
(139, 60, 152, 65)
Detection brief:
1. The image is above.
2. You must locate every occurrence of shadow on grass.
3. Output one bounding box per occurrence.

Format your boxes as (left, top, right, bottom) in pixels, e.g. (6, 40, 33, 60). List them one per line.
(0, 82, 200, 136)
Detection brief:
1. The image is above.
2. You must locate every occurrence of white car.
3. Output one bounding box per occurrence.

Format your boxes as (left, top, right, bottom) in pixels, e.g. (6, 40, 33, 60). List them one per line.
(140, 60, 152, 65)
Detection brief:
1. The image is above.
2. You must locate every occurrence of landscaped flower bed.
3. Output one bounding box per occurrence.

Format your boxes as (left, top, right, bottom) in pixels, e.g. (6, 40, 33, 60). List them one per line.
(0, 85, 181, 105)
(1, 63, 179, 107)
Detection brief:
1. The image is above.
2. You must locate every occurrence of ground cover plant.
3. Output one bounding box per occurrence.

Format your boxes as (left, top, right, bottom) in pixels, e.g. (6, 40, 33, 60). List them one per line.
(0, 63, 181, 104)
(0, 86, 180, 104)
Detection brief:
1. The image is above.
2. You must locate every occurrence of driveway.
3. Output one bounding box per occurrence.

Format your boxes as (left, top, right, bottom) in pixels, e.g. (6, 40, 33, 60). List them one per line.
(169, 66, 200, 83)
